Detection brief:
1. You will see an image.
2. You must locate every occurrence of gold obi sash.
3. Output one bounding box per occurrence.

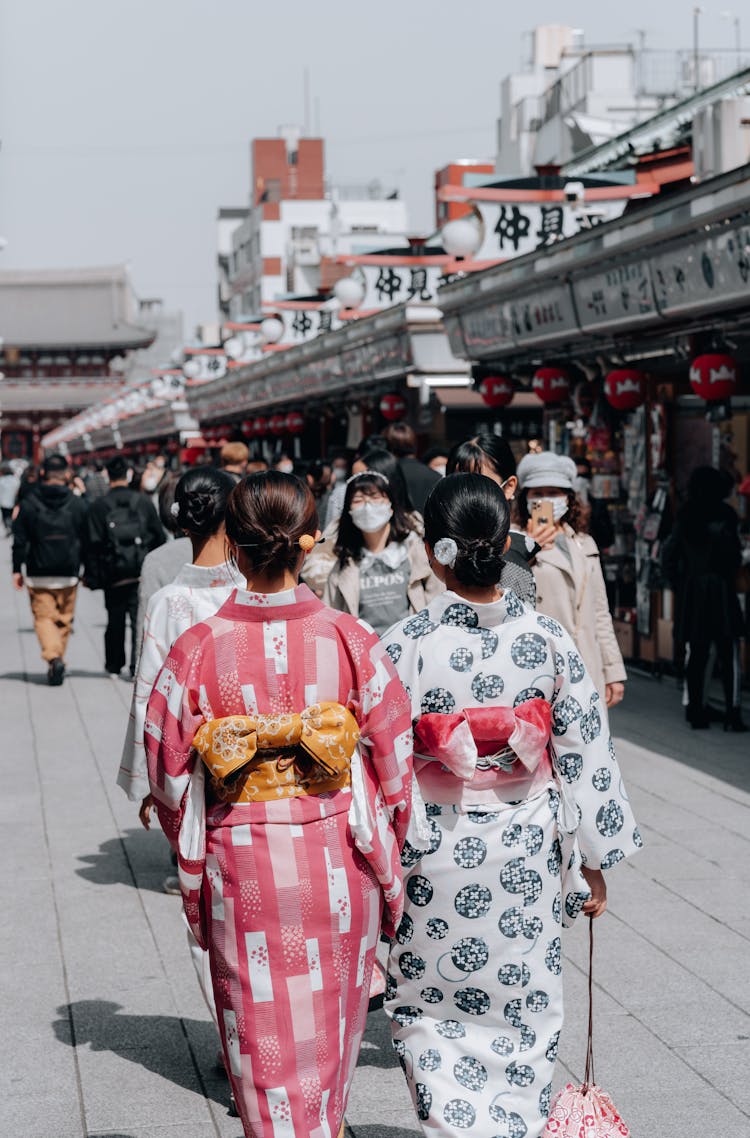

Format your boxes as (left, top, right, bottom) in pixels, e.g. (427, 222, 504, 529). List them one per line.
(192, 702, 360, 804)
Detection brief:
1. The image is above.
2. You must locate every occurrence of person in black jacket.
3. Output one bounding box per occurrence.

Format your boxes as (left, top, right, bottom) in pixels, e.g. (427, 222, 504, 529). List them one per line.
(12, 454, 89, 685)
(662, 466, 746, 731)
(382, 421, 441, 514)
(85, 455, 165, 677)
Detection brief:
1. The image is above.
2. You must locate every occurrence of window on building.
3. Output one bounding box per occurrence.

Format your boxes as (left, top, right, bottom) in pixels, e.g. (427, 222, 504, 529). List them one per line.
(264, 179, 281, 203)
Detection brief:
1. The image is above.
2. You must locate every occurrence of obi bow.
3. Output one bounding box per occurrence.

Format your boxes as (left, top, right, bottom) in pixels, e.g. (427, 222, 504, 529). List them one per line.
(414, 698, 551, 781)
(192, 701, 361, 787)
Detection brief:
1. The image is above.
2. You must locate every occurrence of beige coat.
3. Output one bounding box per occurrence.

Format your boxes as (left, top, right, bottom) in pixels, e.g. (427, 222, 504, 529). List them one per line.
(322, 530, 442, 623)
(532, 526, 626, 699)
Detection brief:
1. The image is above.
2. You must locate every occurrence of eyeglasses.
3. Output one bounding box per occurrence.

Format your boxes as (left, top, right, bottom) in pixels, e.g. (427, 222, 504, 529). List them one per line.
(350, 490, 388, 506)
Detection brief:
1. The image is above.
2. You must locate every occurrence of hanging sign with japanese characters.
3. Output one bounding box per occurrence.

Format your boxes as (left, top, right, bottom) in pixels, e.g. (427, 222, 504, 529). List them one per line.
(356, 264, 445, 309)
(649, 218, 750, 319)
(475, 199, 628, 261)
(572, 260, 658, 332)
(508, 284, 578, 348)
(277, 306, 342, 345)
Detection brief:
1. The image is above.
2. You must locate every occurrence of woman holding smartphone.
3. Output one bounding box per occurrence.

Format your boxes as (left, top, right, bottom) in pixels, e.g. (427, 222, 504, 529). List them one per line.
(517, 452, 626, 708)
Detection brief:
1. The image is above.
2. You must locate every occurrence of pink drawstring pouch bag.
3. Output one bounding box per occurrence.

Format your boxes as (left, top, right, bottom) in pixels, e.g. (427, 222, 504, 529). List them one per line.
(543, 918, 630, 1138)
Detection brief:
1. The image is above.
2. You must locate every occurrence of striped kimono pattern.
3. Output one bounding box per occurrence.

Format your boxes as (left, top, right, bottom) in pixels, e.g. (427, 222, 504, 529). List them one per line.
(145, 584, 413, 1138)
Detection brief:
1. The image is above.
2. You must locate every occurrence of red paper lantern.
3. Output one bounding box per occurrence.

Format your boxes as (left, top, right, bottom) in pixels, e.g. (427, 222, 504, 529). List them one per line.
(252, 416, 268, 436)
(241, 418, 255, 438)
(379, 392, 407, 421)
(479, 375, 514, 408)
(604, 369, 646, 412)
(532, 366, 570, 405)
(689, 353, 738, 401)
(284, 410, 305, 435)
(269, 413, 287, 435)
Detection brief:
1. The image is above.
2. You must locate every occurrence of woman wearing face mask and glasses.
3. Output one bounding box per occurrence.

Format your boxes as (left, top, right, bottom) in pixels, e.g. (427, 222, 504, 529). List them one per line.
(324, 470, 442, 635)
(517, 452, 626, 709)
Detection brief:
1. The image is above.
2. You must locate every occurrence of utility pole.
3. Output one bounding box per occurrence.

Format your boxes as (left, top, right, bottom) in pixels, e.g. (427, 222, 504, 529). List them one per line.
(693, 6, 702, 92)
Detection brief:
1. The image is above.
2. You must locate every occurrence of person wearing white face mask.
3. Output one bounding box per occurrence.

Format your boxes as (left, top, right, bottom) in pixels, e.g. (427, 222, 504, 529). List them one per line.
(517, 451, 626, 709)
(323, 470, 442, 634)
(274, 453, 295, 475)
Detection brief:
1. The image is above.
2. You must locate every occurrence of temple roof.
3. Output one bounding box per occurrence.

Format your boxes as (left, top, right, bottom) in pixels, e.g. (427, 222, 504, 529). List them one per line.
(0, 265, 155, 351)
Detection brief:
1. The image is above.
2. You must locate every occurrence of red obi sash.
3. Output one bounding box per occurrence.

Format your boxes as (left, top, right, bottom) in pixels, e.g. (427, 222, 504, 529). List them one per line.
(413, 698, 551, 781)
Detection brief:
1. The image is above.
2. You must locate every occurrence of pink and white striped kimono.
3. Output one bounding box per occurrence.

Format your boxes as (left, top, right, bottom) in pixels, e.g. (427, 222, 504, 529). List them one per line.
(144, 583, 413, 1138)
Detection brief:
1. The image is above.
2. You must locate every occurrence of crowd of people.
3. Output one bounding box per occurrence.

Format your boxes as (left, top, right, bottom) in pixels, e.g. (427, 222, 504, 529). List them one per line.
(2, 421, 746, 1137)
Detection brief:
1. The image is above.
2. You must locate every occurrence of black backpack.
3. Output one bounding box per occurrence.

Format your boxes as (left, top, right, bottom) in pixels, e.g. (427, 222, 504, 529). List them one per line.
(29, 495, 82, 576)
(104, 497, 148, 581)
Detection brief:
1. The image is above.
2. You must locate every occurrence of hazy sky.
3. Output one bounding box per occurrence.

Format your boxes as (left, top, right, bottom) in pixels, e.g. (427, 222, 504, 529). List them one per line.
(0, 0, 742, 333)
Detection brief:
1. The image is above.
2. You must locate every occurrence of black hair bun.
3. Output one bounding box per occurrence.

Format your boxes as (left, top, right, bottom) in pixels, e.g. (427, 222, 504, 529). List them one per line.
(454, 537, 506, 588)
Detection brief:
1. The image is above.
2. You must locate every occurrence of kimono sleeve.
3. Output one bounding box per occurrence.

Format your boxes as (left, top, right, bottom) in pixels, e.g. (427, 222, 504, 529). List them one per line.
(118, 592, 171, 802)
(548, 630, 642, 871)
(144, 625, 206, 849)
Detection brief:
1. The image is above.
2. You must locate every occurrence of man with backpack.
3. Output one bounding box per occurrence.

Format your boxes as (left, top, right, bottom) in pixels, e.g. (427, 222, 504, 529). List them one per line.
(12, 454, 89, 685)
(85, 455, 165, 678)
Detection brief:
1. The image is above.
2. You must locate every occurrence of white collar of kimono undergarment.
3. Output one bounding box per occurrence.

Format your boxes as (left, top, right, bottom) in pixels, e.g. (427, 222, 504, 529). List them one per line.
(172, 561, 241, 589)
(359, 541, 409, 573)
(233, 584, 301, 608)
(430, 588, 522, 626)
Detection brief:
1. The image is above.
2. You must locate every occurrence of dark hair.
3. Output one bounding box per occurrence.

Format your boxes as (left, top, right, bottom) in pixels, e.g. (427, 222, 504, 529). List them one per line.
(357, 448, 414, 512)
(423, 473, 510, 588)
(157, 472, 183, 534)
(226, 471, 318, 575)
(447, 435, 516, 482)
(106, 455, 130, 481)
(382, 421, 417, 457)
(334, 471, 414, 567)
(422, 444, 450, 464)
(516, 487, 583, 532)
(40, 454, 69, 479)
(173, 467, 235, 537)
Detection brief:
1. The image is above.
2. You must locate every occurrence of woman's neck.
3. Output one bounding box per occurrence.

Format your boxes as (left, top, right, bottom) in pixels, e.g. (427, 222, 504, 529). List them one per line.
(191, 531, 228, 568)
(361, 526, 391, 554)
(443, 573, 501, 605)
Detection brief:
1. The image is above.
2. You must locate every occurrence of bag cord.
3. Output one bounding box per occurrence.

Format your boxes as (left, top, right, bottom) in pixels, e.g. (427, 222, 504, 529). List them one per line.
(582, 914, 595, 1092)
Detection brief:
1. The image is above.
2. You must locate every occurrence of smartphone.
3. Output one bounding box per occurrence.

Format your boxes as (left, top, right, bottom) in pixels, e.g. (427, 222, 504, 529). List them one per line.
(530, 499, 554, 528)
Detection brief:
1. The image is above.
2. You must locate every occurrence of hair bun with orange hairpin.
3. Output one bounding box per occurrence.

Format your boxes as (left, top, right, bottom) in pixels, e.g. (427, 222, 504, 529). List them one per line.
(298, 533, 316, 552)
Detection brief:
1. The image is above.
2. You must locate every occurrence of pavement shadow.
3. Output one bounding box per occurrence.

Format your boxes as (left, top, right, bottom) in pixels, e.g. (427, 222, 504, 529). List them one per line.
(53, 1000, 230, 1111)
(356, 1008, 400, 1070)
(0, 670, 48, 685)
(75, 827, 173, 892)
(610, 674, 750, 795)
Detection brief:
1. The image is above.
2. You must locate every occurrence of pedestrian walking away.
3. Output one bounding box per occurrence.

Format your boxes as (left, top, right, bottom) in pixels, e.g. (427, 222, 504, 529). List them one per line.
(381, 473, 641, 1138)
(382, 420, 441, 514)
(661, 465, 747, 731)
(11, 453, 89, 685)
(144, 470, 414, 1138)
(85, 455, 165, 677)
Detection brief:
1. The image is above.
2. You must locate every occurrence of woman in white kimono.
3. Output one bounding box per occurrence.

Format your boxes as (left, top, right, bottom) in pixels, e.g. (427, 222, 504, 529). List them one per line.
(118, 465, 242, 814)
(382, 473, 641, 1138)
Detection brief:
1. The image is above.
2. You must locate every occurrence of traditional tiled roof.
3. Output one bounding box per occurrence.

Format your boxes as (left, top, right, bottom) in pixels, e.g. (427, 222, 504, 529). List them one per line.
(0, 265, 155, 350)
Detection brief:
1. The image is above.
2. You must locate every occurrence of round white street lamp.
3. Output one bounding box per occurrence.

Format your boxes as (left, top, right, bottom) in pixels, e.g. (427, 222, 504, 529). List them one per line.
(441, 216, 483, 259)
(260, 316, 284, 344)
(223, 335, 245, 360)
(333, 275, 366, 310)
(182, 358, 201, 380)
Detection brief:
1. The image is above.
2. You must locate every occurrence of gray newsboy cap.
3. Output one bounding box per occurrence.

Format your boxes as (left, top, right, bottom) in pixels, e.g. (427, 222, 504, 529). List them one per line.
(517, 452, 577, 490)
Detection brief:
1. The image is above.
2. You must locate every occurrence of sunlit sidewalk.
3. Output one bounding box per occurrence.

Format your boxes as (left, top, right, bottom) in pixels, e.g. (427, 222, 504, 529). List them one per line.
(1, 538, 748, 1138)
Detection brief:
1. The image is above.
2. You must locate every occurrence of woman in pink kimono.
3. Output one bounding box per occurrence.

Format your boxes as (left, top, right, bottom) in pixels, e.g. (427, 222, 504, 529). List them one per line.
(144, 471, 413, 1138)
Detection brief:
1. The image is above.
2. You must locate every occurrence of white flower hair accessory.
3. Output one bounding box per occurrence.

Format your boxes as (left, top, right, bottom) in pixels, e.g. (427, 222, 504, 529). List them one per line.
(170, 501, 180, 518)
(433, 537, 458, 568)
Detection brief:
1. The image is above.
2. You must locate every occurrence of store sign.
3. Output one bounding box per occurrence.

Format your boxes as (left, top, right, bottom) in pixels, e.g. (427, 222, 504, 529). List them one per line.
(460, 303, 515, 356)
(510, 284, 578, 347)
(573, 260, 657, 332)
(275, 307, 343, 345)
(649, 218, 750, 319)
(475, 199, 627, 261)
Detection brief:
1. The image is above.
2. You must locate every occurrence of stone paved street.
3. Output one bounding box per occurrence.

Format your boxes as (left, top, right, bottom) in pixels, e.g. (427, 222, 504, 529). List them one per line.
(1, 539, 748, 1138)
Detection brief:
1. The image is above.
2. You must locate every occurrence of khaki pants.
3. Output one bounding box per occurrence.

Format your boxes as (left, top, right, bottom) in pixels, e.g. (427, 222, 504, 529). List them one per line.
(28, 585, 78, 662)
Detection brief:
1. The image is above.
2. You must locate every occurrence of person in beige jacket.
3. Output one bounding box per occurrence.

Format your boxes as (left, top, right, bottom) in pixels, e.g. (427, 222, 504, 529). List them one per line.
(319, 469, 441, 634)
(517, 452, 626, 708)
